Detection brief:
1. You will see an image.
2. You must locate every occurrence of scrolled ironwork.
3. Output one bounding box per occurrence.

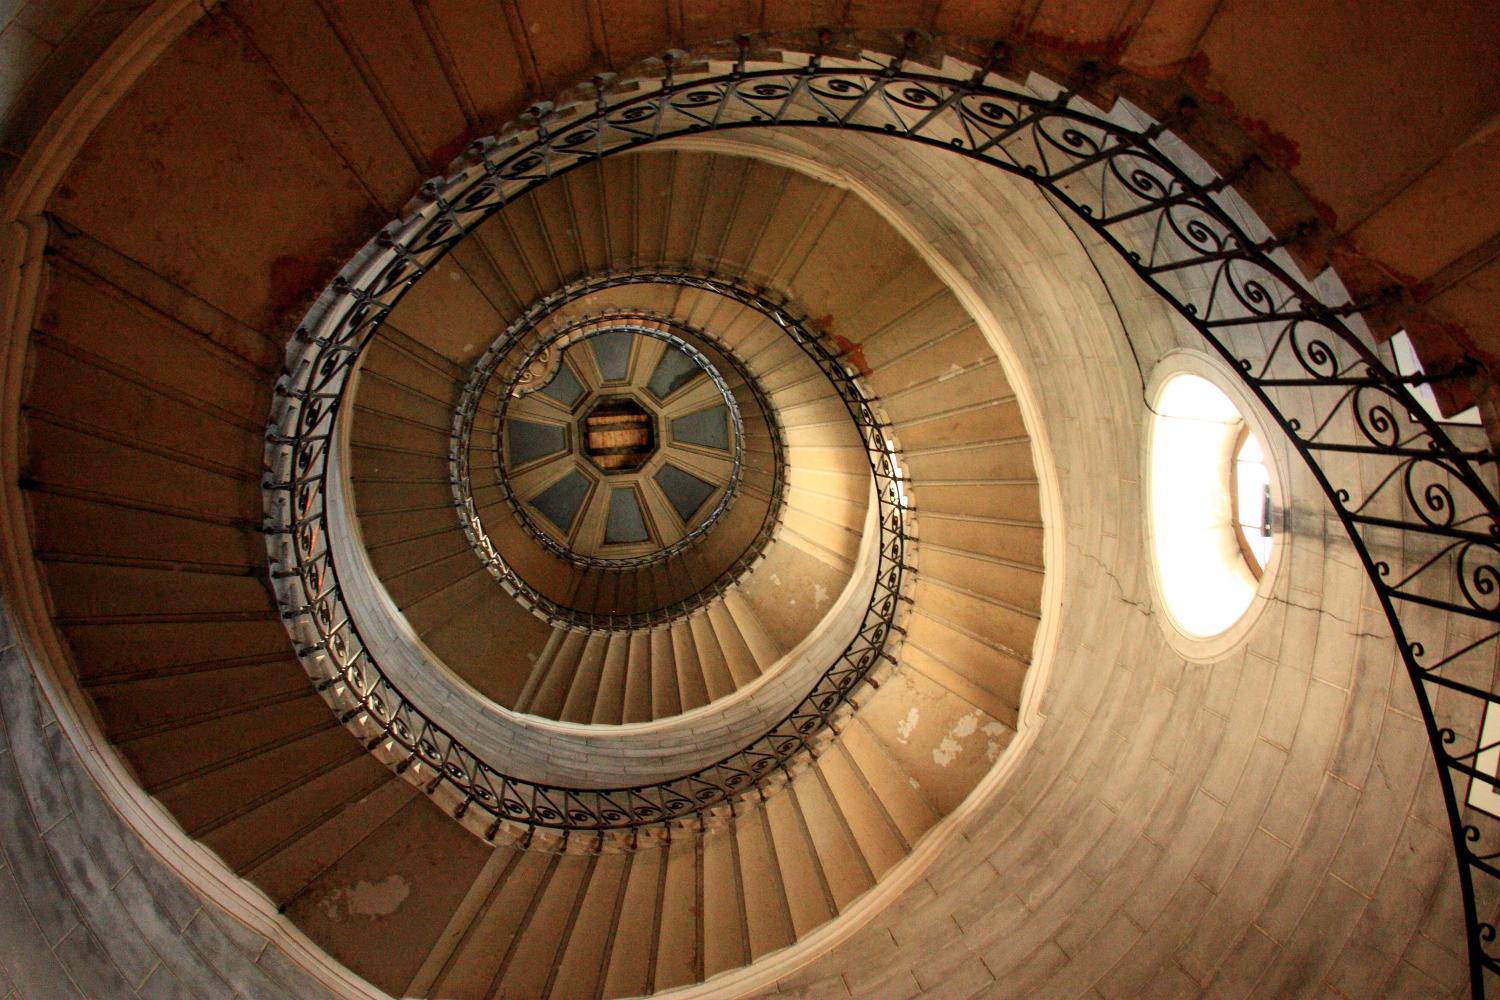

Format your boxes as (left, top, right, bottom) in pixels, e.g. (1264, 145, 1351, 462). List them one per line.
(268, 264, 905, 832)
(264, 41, 1500, 992)
(450, 299, 788, 626)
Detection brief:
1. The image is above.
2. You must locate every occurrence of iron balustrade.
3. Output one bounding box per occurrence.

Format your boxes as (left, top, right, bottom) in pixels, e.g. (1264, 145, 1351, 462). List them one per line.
(263, 38, 1500, 992)
(267, 265, 907, 830)
(450, 301, 789, 630)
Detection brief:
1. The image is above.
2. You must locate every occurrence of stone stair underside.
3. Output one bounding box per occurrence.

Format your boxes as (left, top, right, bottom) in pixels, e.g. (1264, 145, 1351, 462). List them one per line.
(14, 31, 1046, 1000)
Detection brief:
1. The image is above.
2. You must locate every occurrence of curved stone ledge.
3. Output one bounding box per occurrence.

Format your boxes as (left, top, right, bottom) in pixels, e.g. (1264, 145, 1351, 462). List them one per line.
(329, 435, 882, 788)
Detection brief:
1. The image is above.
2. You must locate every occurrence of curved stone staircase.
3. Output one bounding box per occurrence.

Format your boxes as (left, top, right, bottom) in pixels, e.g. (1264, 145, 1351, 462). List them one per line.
(2, 1, 1497, 997)
(15, 25, 1048, 1000)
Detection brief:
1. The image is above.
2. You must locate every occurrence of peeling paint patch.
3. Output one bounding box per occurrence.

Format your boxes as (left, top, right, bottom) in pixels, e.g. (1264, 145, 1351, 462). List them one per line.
(984, 720, 1009, 762)
(937, 363, 966, 382)
(428, 127, 481, 172)
(813, 583, 829, 607)
(318, 875, 410, 922)
(829, 332, 872, 378)
(770, 573, 783, 586)
(933, 736, 962, 767)
(268, 254, 329, 317)
(934, 712, 982, 767)
(896, 707, 919, 744)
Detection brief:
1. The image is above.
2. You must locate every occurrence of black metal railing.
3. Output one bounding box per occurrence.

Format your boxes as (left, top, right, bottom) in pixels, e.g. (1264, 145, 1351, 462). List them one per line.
(264, 38, 1500, 992)
(450, 297, 790, 629)
(267, 264, 906, 829)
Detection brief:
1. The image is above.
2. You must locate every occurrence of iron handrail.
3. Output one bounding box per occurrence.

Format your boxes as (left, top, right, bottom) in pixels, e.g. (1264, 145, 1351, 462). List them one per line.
(264, 41, 1500, 992)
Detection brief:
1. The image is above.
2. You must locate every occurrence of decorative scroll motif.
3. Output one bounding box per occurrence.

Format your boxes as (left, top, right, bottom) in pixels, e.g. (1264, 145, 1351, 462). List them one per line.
(267, 264, 906, 831)
(264, 39, 1499, 990)
(452, 302, 776, 610)
(510, 344, 559, 397)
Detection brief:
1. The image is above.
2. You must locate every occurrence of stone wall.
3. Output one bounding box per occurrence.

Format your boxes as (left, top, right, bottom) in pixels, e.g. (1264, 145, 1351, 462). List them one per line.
(0, 604, 357, 999)
(698, 129, 1475, 999)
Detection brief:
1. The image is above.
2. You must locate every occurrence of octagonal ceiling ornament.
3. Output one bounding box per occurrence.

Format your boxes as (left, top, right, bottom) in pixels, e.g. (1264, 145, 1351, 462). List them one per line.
(498, 325, 743, 565)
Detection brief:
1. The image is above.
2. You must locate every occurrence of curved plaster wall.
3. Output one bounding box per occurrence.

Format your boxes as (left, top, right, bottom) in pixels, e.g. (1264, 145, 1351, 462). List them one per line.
(0, 17, 1481, 1000)
(690, 129, 1473, 998)
(329, 430, 882, 788)
(0, 604, 384, 1000)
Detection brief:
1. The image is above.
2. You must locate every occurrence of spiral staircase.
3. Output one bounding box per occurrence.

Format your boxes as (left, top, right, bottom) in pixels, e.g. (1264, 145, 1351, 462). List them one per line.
(4, 4, 1500, 1000)
(22, 121, 1043, 994)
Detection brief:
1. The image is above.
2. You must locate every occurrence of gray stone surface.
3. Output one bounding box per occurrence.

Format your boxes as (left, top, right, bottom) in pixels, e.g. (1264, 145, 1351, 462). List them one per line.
(0, 620, 358, 999)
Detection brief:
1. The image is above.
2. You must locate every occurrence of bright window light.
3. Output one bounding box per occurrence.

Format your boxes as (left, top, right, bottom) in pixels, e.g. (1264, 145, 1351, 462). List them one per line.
(1150, 373, 1274, 637)
(1389, 330, 1480, 426)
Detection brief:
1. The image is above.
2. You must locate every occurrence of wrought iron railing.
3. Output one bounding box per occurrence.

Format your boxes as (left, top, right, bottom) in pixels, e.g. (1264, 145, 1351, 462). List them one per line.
(450, 298, 788, 630)
(267, 264, 907, 830)
(264, 37, 1500, 991)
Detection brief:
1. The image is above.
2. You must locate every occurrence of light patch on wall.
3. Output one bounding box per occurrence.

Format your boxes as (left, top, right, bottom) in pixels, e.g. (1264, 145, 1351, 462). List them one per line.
(1469, 701, 1500, 819)
(318, 875, 411, 921)
(895, 706, 919, 744)
(984, 719, 1008, 761)
(933, 737, 961, 767)
(933, 711, 982, 767)
(814, 583, 829, 606)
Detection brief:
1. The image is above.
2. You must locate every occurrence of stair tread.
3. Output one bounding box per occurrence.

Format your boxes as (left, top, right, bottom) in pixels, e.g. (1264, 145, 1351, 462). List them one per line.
(602, 847, 663, 998)
(764, 789, 838, 938)
(430, 849, 557, 998)
(549, 851, 632, 1000)
(282, 796, 492, 994)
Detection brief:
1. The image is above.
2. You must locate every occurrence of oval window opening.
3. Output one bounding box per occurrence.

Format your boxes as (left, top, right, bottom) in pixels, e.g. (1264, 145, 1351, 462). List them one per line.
(1150, 372, 1276, 638)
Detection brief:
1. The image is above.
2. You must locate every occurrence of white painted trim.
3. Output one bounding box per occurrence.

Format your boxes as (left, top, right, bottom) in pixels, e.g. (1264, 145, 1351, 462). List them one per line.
(1468, 701, 1500, 819)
